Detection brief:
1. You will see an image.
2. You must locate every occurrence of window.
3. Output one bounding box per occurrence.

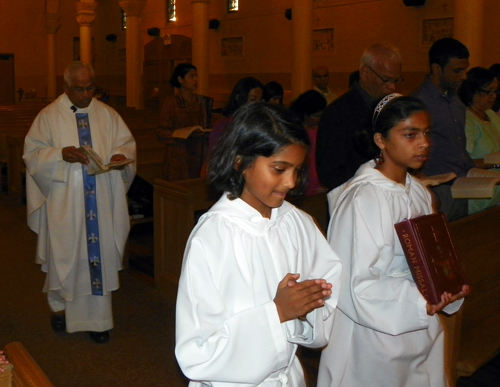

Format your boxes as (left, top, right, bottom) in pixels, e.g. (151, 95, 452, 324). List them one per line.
(167, 0, 176, 22)
(228, 0, 238, 12)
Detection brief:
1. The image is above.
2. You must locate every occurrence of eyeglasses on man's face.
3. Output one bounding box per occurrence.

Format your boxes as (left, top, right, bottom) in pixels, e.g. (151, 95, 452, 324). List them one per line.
(366, 66, 404, 85)
(477, 88, 500, 96)
(69, 85, 96, 93)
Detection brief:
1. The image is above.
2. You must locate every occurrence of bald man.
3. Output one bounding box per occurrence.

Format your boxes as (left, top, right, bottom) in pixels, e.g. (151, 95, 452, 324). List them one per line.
(24, 61, 136, 344)
(316, 43, 403, 190)
(313, 65, 337, 105)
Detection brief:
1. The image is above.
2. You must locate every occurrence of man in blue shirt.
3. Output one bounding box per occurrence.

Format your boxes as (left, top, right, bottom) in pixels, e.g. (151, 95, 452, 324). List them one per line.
(412, 38, 473, 221)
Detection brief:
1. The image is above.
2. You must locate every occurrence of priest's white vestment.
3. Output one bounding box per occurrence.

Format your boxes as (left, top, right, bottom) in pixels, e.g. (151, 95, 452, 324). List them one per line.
(23, 93, 136, 332)
(175, 194, 343, 387)
(318, 161, 464, 387)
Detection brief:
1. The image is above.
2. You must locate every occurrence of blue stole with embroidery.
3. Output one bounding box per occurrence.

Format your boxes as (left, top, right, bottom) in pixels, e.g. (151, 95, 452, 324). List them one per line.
(75, 113, 103, 296)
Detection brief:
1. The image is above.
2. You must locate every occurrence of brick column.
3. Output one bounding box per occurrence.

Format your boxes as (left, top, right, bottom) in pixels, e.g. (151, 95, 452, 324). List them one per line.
(191, 0, 209, 96)
(119, 0, 147, 108)
(45, 13, 61, 100)
(454, 0, 484, 67)
(75, 0, 97, 65)
(291, 0, 313, 100)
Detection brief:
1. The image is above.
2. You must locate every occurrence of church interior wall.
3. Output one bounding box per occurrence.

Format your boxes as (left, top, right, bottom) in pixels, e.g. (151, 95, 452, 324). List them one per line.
(0, 0, 49, 100)
(1, 1, 500, 105)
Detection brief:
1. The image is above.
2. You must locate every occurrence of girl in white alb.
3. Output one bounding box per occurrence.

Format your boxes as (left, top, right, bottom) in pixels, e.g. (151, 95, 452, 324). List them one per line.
(175, 103, 342, 387)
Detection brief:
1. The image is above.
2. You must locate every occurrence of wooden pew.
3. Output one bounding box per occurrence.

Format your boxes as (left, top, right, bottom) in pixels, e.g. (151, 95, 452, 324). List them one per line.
(153, 178, 328, 295)
(2, 342, 54, 387)
(442, 205, 500, 384)
(6, 133, 26, 204)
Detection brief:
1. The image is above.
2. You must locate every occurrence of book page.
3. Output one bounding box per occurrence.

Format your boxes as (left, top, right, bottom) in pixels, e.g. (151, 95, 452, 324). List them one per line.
(467, 167, 500, 178)
(451, 176, 500, 198)
(415, 172, 457, 187)
(79, 145, 134, 175)
(171, 125, 211, 139)
(79, 145, 106, 175)
(484, 151, 500, 165)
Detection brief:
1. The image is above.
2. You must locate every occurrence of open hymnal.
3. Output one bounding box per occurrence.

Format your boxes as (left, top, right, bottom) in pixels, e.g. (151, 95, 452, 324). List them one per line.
(79, 145, 134, 175)
(171, 125, 212, 139)
(451, 168, 500, 199)
(415, 172, 457, 187)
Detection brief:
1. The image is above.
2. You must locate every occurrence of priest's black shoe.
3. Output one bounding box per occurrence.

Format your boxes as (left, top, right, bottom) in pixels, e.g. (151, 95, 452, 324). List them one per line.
(50, 314, 66, 333)
(88, 330, 110, 344)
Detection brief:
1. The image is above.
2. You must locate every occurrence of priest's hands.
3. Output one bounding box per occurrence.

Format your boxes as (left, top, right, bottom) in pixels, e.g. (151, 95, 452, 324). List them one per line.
(110, 154, 127, 163)
(109, 154, 129, 170)
(426, 284, 471, 316)
(274, 273, 333, 323)
(62, 146, 88, 164)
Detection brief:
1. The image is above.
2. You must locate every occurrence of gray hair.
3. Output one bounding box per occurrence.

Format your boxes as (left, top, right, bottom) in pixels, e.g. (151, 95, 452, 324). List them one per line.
(63, 61, 95, 86)
(360, 43, 402, 69)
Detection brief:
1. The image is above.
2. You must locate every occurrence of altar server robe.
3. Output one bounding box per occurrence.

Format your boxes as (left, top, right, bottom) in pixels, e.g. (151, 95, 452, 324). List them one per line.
(318, 161, 464, 387)
(176, 194, 342, 387)
(23, 93, 136, 302)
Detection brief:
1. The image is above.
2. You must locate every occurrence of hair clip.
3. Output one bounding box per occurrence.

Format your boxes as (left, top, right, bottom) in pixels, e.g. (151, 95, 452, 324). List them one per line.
(372, 93, 403, 129)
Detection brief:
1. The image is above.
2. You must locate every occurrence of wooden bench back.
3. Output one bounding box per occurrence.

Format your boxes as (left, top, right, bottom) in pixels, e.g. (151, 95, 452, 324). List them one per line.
(153, 178, 328, 296)
(2, 342, 54, 387)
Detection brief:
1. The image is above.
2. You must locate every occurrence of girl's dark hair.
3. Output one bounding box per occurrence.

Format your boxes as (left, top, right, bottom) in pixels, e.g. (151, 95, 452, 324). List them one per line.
(208, 102, 310, 198)
(222, 77, 264, 116)
(458, 67, 497, 107)
(263, 81, 284, 104)
(373, 96, 429, 138)
(289, 90, 326, 122)
(169, 63, 197, 88)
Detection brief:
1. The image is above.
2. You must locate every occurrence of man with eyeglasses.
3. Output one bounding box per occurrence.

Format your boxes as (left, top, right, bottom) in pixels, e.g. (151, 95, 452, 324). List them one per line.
(312, 65, 337, 105)
(411, 38, 474, 221)
(316, 42, 403, 191)
(23, 61, 136, 344)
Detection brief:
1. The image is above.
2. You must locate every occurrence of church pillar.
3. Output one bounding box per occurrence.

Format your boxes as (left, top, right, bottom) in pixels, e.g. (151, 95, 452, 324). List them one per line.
(119, 0, 147, 109)
(75, 0, 97, 66)
(454, 0, 484, 67)
(191, 0, 209, 96)
(45, 13, 61, 101)
(291, 0, 313, 100)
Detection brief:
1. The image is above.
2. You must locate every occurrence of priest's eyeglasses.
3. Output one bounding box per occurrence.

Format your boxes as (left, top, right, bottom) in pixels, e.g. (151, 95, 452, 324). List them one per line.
(366, 66, 404, 85)
(70, 85, 96, 93)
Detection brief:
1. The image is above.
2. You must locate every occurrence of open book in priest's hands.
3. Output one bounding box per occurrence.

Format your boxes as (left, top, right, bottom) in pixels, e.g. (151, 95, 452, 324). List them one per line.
(78, 145, 134, 175)
(451, 168, 500, 199)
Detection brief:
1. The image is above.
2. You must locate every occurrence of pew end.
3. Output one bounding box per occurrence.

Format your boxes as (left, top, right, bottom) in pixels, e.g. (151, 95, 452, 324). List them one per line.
(2, 342, 54, 387)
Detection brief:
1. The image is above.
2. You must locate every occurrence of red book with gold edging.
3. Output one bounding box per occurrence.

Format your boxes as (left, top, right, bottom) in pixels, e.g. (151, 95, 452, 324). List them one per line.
(395, 213, 467, 305)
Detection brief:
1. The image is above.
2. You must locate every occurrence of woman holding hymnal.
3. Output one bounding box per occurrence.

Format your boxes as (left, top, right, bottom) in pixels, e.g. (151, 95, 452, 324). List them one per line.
(318, 94, 470, 387)
(458, 66, 500, 214)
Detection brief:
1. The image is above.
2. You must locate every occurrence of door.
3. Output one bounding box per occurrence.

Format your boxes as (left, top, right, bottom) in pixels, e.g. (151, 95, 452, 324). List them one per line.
(0, 54, 15, 104)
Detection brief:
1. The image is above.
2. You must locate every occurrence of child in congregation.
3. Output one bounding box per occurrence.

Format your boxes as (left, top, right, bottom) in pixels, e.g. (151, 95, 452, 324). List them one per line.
(289, 89, 327, 196)
(0, 351, 8, 372)
(263, 81, 284, 105)
(175, 102, 342, 387)
(208, 77, 264, 151)
(318, 94, 470, 387)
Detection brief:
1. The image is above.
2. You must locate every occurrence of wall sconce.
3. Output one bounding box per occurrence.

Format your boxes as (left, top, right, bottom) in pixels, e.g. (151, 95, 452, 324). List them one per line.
(105, 34, 117, 42)
(284, 9, 292, 21)
(147, 27, 161, 37)
(208, 19, 220, 30)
